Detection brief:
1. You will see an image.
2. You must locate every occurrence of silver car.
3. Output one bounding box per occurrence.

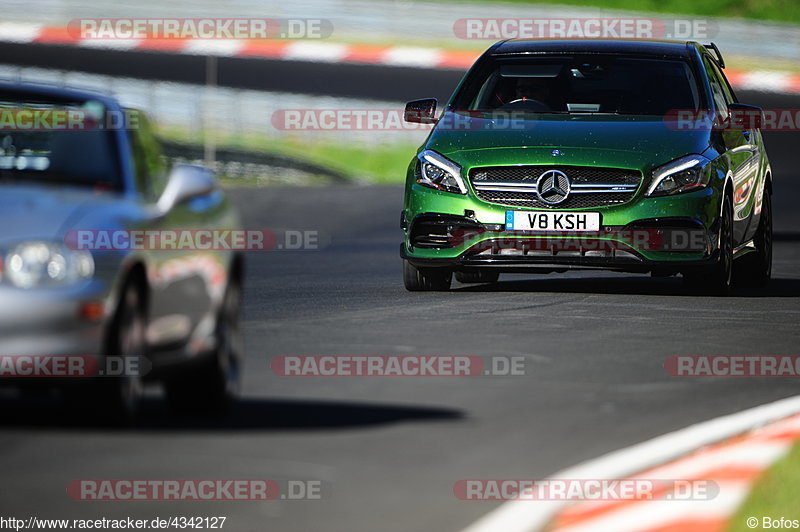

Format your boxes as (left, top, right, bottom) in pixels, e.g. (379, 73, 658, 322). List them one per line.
(0, 83, 244, 418)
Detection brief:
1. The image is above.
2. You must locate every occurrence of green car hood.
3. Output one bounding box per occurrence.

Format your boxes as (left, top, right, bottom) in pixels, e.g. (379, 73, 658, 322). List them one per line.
(425, 111, 713, 172)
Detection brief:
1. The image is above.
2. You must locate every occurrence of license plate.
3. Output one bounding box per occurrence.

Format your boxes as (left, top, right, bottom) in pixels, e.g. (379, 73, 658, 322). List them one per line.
(505, 211, 601, 231)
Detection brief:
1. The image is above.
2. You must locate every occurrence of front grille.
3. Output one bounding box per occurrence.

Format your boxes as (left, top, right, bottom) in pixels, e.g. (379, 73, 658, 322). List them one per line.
(469, 165, 642, 209)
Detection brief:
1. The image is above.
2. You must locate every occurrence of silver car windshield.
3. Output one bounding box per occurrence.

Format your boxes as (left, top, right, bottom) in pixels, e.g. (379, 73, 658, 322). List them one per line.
(0, 99, 122, 189)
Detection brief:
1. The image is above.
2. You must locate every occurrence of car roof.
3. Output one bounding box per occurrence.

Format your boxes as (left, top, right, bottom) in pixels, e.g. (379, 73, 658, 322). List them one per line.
(490, 39, 699, 58)
(0, 81, 123, 110)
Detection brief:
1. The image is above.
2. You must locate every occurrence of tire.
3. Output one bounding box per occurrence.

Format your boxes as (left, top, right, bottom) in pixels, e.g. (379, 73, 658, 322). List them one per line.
(403, 260, 452, 291)
(684, 191, 733, 295)
(165, 279, 243, 413)
(736, 190, 772, 288)
(65, 277, 147, 421)
(455, 270, 500, 284)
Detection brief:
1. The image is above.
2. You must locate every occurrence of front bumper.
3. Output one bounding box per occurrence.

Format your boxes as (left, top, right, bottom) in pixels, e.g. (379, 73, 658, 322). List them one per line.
(401, 243, 720, 274)
(402, 183, 722, 273)
(0, 280, 112, 385)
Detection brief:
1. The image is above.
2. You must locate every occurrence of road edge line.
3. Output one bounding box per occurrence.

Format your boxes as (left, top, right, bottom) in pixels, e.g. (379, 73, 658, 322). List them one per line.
(460, 393, 800, 532)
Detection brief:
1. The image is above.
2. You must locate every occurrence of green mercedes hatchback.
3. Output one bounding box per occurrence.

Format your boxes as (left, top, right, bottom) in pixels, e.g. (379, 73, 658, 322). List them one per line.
(401, 40, 772, 294)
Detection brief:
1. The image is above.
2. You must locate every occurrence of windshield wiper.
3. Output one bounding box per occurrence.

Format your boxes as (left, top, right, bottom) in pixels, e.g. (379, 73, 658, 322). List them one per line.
(564, 110, 621, 115)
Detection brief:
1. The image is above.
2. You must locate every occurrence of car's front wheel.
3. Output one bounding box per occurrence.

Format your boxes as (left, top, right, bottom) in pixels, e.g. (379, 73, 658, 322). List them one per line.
(103, 280, 147, 417)
(736, 190, 772, 287)
(65, 277, 147, 421)
(684, 191, 733, 295)
(403, 260, 452, 291)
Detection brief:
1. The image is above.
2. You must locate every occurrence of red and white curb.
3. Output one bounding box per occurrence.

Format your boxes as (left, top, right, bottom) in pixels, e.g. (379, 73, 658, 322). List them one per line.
(548, 414, 800, 532)
(461, 395, 800, 532)
(0, 22, 478, 70)
(2, 22, 800, 94)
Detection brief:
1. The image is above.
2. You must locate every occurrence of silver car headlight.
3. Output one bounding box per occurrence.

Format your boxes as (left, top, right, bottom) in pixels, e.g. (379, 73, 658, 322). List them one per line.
(3, 242, 94, 288)
(416, 150, 468, 195)
(647, 155, 712, 197)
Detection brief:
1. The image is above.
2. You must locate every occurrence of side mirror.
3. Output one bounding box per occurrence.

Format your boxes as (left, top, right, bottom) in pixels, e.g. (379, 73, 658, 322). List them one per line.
(726, 103, 764, 130)
(404, 98, 438, 124)
(157, 164, 216, 212)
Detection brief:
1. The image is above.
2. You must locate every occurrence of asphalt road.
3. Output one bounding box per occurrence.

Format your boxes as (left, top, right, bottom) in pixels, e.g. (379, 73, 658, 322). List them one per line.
(0, 53, 800, 530)
(2, 182, 800, 532)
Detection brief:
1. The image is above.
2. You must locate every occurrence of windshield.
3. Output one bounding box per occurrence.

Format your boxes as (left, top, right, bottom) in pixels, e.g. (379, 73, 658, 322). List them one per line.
(452, 55, 701, 116)
(0, 98, 122, 189)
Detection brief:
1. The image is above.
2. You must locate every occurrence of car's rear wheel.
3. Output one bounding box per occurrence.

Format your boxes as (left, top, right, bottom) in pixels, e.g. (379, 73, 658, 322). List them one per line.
(736, 190, 772, 287)
(684, 191, 733, 295)
(165, 279, 243, 413)
(455, 270, 500, 284)
(403, 260, 452, 291)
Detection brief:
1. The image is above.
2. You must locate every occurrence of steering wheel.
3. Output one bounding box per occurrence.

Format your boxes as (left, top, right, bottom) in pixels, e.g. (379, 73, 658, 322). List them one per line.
(498, 98, 552, 112)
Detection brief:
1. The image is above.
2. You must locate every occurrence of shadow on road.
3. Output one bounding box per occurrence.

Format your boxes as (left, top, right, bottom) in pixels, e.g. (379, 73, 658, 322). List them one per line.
(454, 276, 800, 298)
(0, 396, 464, 432)
(774, 232, 800, 241)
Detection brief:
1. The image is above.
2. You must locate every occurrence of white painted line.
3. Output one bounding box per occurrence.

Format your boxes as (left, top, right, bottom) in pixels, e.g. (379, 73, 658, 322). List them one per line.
(382, 47, 442, 68)
(751, 412, 800, 438)
(551, 482, 752, 532)
(283, 42, 348, 63)
(461, 394, 800, 532)
(564, 440, 791, 519)
(182, 39, 244, 57)
(0, 22, 43, 43)
(737, 71, 793, 92)
(79, 39, 142, 51)
(638, 440, 790, 480)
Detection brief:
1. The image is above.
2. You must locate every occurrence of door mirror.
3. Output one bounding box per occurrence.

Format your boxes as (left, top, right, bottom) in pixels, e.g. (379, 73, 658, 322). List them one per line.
(404, 98, 438, 124)
(727, 103, 764, 130)
(157, 164, 216, 212)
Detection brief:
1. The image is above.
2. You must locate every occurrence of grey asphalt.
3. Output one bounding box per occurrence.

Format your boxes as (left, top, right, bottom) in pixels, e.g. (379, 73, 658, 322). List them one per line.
(1, 184, 800, 531)
(0, 85, 800, 532)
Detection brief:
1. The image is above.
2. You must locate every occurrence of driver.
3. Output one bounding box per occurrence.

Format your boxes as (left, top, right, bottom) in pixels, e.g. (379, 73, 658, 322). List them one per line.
(513, 77, 553, 108)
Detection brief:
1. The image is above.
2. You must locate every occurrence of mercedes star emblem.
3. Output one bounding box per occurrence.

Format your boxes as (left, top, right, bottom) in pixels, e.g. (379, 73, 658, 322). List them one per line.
(536, 169, 571, 205)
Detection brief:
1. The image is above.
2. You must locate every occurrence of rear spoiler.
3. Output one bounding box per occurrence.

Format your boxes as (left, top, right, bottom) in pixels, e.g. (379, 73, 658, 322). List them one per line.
(704, 42, 725, 68)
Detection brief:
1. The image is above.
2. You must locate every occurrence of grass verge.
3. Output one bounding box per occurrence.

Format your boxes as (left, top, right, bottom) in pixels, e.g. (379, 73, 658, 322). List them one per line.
(158, 126, 420, 185)
(728, 440, 800, 531)
(435, 0, 800, 25)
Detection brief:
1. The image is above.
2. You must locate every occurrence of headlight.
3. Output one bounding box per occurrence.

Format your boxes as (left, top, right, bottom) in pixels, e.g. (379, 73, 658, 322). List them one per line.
(647, 155, 712, 197)
(4, 242, 94, 288)
(416, 150, 467, 195)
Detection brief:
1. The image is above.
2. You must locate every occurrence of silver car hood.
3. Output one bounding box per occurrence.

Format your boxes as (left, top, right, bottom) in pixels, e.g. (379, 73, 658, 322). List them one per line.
(0, 184, 128, 245)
